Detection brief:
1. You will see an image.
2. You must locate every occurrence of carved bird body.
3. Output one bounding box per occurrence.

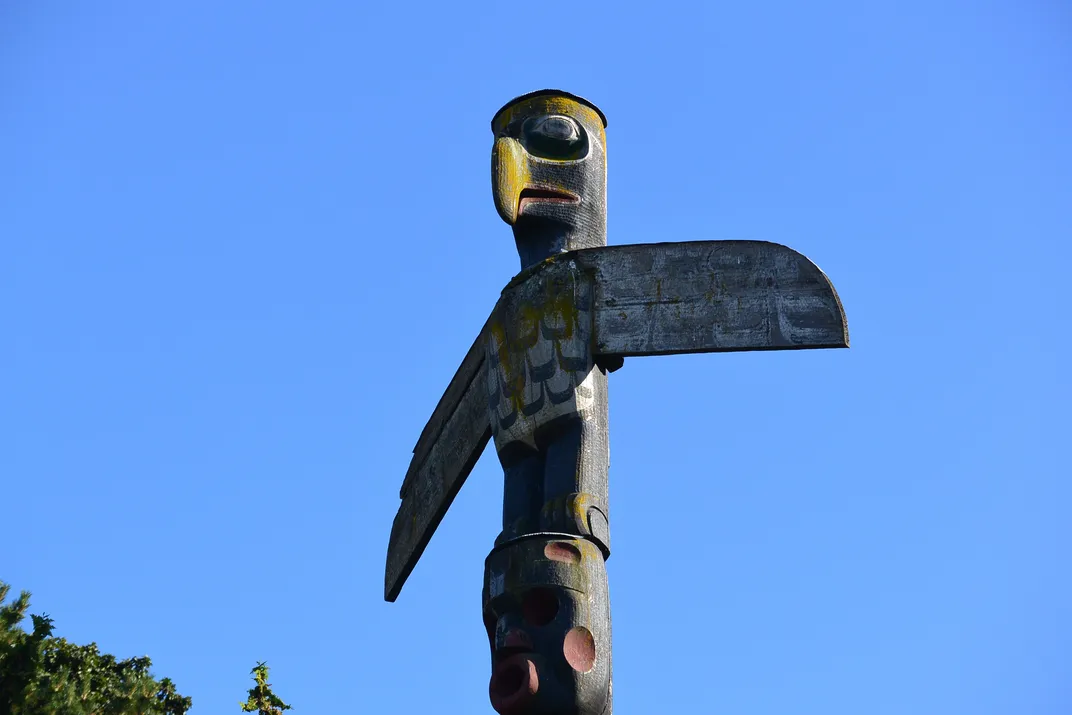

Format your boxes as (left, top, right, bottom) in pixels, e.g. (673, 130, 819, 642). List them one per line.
(486, 267, 597, 450)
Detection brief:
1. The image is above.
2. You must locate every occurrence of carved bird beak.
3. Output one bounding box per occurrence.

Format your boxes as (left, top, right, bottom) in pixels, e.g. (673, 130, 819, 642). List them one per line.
(492, 137, 529, 225)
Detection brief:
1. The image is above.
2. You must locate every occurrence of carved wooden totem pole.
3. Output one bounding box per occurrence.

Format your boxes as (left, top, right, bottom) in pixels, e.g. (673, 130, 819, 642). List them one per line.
(385, 90, 849, 715)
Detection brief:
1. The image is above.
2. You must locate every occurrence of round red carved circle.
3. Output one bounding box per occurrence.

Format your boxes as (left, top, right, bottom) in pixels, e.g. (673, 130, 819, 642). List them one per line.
(544, 541, 582, 563)
(563, 627, 596, 673)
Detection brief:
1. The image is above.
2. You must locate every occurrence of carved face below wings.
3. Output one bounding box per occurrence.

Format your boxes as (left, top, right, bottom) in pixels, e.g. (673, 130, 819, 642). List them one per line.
(483, 536, 612, 715)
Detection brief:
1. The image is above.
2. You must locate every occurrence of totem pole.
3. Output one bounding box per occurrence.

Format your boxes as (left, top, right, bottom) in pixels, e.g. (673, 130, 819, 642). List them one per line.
(385, 90, 849, 715)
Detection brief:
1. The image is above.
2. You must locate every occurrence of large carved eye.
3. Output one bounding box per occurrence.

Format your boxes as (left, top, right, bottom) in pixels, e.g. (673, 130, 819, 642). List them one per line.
(521, 115, 588, 160)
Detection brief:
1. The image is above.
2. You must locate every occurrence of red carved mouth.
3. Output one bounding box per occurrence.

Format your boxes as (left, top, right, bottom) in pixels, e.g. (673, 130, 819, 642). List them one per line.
(489, 654, 539, 715)
(518, 186, 579, 213)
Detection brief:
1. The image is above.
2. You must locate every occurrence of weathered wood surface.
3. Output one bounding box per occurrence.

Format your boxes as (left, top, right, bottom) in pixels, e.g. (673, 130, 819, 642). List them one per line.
(575, 241, 849, 356)
(401, 320, 490, 499)
(385, 359, 492, 602)
(386, 239, 848, 602)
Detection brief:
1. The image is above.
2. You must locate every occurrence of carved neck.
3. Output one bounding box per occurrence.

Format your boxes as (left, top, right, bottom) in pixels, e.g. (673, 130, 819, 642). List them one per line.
(513, 219, 606, 271)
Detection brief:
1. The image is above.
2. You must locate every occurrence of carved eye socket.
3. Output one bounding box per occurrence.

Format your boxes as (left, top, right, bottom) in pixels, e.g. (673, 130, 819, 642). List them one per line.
(521, 587, 559, 626)
(521, 115, 588, 160)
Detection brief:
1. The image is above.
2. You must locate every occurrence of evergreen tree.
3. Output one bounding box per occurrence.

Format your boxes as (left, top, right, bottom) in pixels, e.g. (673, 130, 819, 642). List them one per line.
(239, 662, 292, 715)
(0, 581, 192, 715)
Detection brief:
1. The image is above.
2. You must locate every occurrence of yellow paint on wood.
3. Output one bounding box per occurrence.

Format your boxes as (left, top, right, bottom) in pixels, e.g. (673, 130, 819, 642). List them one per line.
(492, 96, 606, 147)
(492, 137, 529, 225)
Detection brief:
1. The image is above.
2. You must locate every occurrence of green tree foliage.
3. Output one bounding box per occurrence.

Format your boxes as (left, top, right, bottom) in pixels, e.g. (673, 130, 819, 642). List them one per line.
(239, 662, 292, 715)
(1, 581, 293, 714)
(0, 581, 192, 715)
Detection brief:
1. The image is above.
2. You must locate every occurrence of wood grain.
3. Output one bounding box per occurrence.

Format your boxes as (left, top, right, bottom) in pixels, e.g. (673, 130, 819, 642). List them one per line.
(574, 241, 849, 356)
(401, 320, 490, 499)
(386, 240, 848, 602)
(385, 363, 491, 602)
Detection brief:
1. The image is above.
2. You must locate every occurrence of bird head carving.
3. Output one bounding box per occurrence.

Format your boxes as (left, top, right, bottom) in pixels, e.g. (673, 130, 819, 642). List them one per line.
(491, 90, 608, 270)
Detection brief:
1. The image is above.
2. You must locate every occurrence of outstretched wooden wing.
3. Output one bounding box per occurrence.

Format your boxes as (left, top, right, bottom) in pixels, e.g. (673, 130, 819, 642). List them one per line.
(385, 240, 848, 602)
(576, 240, 849, 356)
(385, 321, 492, 602)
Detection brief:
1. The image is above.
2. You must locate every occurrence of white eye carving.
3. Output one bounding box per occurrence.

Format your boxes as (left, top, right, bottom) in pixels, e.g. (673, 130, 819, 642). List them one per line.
(522, 115, 587, 159)
(533, 116, 579, 142)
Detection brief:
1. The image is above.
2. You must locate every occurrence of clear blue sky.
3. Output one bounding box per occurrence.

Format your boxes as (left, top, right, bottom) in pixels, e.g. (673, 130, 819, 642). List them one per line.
(3, 1, 1068, 713)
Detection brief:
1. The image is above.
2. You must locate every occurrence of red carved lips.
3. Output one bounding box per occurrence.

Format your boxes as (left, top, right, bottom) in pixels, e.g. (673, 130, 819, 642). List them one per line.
(518, 186, 579, 214)
(489, 629, 538, 715)
(489, 654, 538, 715)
